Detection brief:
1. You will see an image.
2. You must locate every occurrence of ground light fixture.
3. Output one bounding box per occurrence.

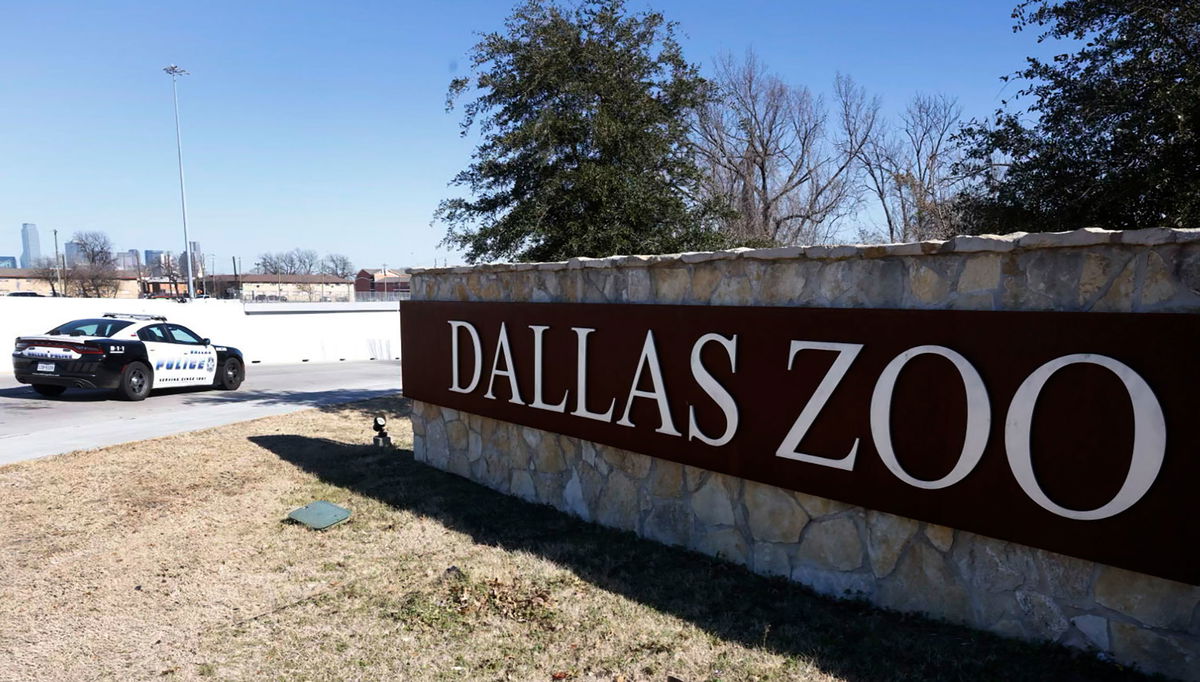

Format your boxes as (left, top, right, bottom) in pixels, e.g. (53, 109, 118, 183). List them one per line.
(372, 416, 391, 448)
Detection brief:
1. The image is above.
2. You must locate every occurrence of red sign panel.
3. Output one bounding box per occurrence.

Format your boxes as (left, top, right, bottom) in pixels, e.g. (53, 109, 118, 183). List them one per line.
(400, 300, 1200, 585)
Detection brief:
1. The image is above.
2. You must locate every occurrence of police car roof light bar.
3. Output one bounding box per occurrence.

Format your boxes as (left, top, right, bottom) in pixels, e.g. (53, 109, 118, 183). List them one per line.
(102, 313, 168, 321)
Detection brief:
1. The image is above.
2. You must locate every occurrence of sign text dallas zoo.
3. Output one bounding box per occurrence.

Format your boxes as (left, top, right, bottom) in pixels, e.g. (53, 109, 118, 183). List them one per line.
(401, 301, 1199, 584)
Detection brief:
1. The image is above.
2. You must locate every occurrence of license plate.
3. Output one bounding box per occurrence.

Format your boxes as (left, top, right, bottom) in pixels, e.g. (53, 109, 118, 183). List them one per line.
(37, 362, 55, 373)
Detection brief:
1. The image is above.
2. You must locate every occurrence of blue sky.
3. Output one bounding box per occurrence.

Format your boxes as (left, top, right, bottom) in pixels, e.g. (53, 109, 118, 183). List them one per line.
(0, 1, 1060, 271)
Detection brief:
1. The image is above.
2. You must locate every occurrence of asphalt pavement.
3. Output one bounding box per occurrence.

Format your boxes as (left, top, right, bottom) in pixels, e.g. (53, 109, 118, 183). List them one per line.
(0, 360, 403, 466)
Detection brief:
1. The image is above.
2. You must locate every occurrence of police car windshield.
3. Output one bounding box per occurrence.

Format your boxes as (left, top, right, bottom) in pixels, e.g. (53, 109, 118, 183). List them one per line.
(47, 319, 134, 338)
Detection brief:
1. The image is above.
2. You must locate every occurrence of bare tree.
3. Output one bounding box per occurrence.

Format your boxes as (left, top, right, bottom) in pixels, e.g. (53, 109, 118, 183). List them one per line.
(31, 258, 64, 297)
(856, 93, 964, 242)
(256, 248, 322, 275)
(319, 254, 355, 279)
(66, 231, 120, 297)
(693, 52, 877, 246)
(162, 255, 183, 296)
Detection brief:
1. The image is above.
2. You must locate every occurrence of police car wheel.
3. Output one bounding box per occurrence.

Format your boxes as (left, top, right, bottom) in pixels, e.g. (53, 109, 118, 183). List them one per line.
(216, 358, 243, 390)
(117, 362, 152, 401)
(32, 384, 67, 397)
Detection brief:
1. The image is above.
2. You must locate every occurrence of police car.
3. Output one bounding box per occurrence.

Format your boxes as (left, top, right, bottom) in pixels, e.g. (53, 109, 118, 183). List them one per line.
(11, 313, 245, 400)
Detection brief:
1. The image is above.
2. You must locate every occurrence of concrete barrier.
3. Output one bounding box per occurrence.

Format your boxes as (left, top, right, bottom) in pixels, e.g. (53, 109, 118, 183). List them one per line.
(0, 298, 401, 371)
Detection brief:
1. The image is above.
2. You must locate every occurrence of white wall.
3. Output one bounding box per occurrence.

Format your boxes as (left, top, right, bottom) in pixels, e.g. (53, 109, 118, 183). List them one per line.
(0, 298, 401, 371)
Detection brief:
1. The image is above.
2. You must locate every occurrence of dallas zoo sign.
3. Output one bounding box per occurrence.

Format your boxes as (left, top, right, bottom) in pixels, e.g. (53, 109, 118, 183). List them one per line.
(401, 301, 1199, 585)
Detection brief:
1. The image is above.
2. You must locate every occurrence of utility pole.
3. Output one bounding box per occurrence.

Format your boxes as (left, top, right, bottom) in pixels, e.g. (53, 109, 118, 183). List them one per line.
(164, 64, 195, 299)
(52, 229, 63, 295)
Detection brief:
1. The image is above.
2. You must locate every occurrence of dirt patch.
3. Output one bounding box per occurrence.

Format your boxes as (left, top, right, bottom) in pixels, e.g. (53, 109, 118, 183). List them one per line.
(0, 397, 1145, 681)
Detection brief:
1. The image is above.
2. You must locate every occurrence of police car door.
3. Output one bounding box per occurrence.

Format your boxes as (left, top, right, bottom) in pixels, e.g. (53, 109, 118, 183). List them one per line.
(137, 324, 175, 388)
(165, 324, 218, 387)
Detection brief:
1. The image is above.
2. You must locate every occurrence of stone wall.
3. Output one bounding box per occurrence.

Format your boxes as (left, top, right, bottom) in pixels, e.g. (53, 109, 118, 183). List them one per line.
(408, 228, 1200, 680)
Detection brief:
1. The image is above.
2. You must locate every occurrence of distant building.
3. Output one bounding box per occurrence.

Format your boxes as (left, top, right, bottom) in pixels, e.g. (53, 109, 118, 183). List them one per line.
(115, 249, 141, 271)
(0, 256, 17, 269)
(188, 241, 203, 276)
(0, 268, 140, 298)
(209, 273, 353, 302)
(143, 249, 173, 276)
(354, 268, 410, 301)
(63, 241, 84, 267)
(19, 223, 40, 268)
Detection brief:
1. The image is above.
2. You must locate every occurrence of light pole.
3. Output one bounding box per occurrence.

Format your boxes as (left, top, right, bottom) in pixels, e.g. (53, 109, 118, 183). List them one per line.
(52, 228, 63, 295)
(164, 64, 195, 299)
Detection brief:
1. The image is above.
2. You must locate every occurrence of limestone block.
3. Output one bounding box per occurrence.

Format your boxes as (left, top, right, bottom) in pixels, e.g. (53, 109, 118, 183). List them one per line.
(425, 417, 449, 469)
(796, 516, 863, 571)
(693, 527, 748, 564)
(532, 472, 564, 506)
(742, 246, 805, 260)
(521, 426, 542, 450)
(1030, 548, 1092, 602)
(957, 255, 1003, 292)
(1019, 249, 1085, 309)
(743, 480, 809, 543)
(1090, 253, 1136, 312)
(652, 267, 690, 303)
(682, 464, 708, 493)
(948, 292, 994, 310)
(510, 470, 536, 502)
(594, 472, 640, 531)
(1094, 565, 1200, 629)
(1014, 589, 1069, 640)
(447, 450, 472, 478)
(599, 445, 651, 479)
(755, 262, 806, 305)
(878, 541, 970, 623)
(558, 434, 579, 462)
(575, 458, 608, 510)
(649, 460, 684, 498)
(793, 492, 850, 518)
(691, 475, 736, 526)
(1137, 249, 1178, 307)
(950, 534, 1035, 596)
(1109, 622, 1199, 681)
(1018, 227, 1116, 249)
(948, 234, 1020, 253)
(710, 275, 753, 306)
(751, 542, 792, 577)
(533, 435, 566, 474)
(790, 565, 875, 599)
(643, 500, 692, 547)
(908, 262, 950, 305)
(482, 456, 510, 493)
(410, 414, 426, 437)
(866, 510, 919, 578)
(689, 266, 722, 302)
(923, 524, 954, 553)
(626, 267, 652, 302)
(467, 431, 482, 462)
(580, 441, 597, 468)
(1118, 227, 1175, 246)
(1071, 614, 1110, 651)
(447, 420, 469, 451)
(559, 271, 581, 301)
(412, 434, 425, 462)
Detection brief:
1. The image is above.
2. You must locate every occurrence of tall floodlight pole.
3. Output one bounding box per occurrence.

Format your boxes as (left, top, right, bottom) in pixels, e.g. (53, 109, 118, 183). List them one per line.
(164, 65, 195, 299)
(52, 229, 63, 295)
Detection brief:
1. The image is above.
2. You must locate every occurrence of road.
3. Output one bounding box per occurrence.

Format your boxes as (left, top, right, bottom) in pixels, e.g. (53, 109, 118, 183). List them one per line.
(0, 360, 403, 466)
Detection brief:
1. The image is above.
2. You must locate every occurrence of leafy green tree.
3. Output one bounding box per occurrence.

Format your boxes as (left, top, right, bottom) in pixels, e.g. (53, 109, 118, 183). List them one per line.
(958, 1, 1199, 232)
(435, 0, 727, 263)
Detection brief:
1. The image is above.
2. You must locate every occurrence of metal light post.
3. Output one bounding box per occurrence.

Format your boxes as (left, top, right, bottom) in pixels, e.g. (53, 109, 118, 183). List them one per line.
(52, 228, 63, 295)
(164, 64, 195, 299)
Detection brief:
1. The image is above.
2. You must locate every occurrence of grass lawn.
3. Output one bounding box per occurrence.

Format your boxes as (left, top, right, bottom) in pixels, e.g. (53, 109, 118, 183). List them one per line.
(0, 396, 1150, 681)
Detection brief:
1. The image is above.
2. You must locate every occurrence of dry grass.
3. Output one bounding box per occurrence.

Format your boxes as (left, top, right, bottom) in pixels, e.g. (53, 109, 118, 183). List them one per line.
(0, 397, 1150, 682)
